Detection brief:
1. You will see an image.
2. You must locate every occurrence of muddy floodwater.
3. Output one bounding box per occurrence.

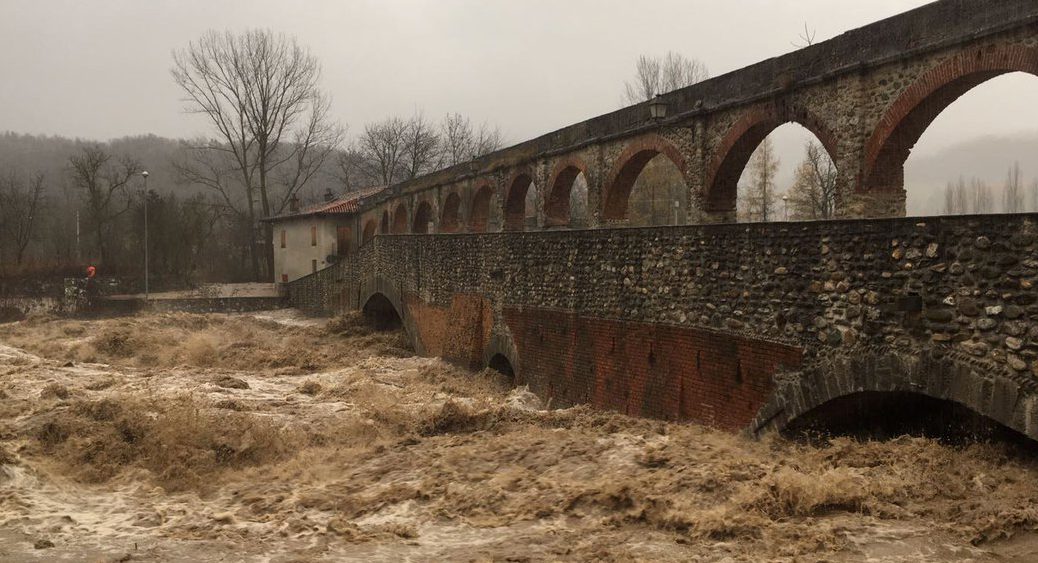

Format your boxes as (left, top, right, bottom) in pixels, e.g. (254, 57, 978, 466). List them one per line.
(2, 311, 1038, 562)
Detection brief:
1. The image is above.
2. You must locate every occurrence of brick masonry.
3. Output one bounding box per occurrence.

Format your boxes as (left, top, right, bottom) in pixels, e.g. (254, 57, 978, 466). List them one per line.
(337, 0, 1037, 239)
(287, 214, 1038, 439)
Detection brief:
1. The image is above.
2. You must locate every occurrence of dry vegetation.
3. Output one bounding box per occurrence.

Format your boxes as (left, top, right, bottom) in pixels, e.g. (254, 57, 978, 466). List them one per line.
(2, 311, 1038, 561)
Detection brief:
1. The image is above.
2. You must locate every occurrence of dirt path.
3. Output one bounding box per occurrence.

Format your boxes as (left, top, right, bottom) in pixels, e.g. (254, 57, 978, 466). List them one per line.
(2, 311, 1038, 562)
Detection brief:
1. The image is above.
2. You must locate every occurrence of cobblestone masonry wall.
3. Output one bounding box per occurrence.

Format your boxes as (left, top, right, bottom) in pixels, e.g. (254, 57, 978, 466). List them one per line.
(289, 214, 1038, 437)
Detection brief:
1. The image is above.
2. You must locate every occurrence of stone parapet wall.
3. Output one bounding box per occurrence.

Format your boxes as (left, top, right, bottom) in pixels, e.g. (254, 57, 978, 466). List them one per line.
(287, 214, 1038, 434)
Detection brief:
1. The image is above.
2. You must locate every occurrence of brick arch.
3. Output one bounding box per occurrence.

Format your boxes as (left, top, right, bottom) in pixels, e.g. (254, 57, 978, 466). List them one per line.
(469, 182, 494, 233)
(603, 134, 688, 222)
(862, 45, 1038, 195)
(362, 219, 377, 245)
(545, 156, 589, 228)
(412, 200, 434, 233)
(485, 332, 522, 386)
(391, 203, 408, 234)
(504, 169, 536, 232)
(705, 103, 839, 213)
(379, 210, 390, 234)
(751, 351, 1038, 442)
(440, 191, 462, 233)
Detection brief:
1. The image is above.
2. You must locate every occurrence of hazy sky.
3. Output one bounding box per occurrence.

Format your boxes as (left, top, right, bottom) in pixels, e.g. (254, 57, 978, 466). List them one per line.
(3, 0, 1036, 147)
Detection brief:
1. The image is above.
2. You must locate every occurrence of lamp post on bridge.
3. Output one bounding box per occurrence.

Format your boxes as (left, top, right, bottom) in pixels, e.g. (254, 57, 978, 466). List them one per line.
(782, 194, 789, 221)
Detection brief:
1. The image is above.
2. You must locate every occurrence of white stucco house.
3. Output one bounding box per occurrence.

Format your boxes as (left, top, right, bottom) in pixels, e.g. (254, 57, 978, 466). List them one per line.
(265, 186, 386, 284)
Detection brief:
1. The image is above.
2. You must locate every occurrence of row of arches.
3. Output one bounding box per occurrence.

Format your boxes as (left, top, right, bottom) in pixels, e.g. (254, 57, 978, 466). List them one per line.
(358, 45, 1037, 239)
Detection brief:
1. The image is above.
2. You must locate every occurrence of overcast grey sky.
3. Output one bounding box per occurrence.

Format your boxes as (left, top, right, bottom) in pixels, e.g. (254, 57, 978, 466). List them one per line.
(2, 0, 1036, 150)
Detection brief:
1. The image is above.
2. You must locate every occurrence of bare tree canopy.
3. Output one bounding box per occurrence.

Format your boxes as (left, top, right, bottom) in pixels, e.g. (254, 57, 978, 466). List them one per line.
(788, 141, 838, 220)
(351, 112, 504, 188)
(171, 29, 343, 280)
(623, 52, 709, 105)
(439, 113, 502, 168)
(69, 146, 141, 267)
(0, 169, 46, 266)
(1004, 162, 1025, 213)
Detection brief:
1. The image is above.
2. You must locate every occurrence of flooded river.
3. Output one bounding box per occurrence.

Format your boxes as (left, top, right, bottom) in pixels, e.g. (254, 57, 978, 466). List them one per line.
(1, 311, 1038, 562)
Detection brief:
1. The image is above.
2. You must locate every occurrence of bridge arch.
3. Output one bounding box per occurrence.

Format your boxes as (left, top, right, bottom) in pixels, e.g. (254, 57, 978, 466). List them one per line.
(413, 200, 434, 233)
(469, 183, 493, 233)
(752, 351, 1038, 442)
(545, 156, 589, 228)
(862, 45, 1038, 203)
(485, 333, 521, 387)
(361, 292, 404, 331)
(504, 170, 536, 231)
(440, 191, 462, 233)
(603, 134, 688, 223)
(379, 210, 390, 234)
(391, 203, 408, 234)
(362, 219, 377, 245)
(706, 104, 839, 215)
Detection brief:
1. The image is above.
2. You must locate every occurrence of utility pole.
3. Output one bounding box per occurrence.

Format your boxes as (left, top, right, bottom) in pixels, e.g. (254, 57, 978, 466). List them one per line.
(141, 170, 149, 301)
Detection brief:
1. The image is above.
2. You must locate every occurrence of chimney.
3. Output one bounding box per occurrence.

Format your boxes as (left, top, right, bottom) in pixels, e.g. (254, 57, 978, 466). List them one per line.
(323, 188, 335, 202)
(289, 194, 300, 213)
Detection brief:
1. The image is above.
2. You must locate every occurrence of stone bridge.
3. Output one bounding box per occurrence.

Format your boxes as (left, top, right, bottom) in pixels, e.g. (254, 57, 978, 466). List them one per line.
(286, 1, 1038, 438)
(290, 215, 1038, 439)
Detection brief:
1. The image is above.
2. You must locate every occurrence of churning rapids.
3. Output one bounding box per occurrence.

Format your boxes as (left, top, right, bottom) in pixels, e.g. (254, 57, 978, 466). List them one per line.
(2, 311, 1038, 562)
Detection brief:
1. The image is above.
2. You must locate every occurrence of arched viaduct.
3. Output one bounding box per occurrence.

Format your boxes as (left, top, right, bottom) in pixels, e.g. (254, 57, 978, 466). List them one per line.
(291, 1, 1038, 439)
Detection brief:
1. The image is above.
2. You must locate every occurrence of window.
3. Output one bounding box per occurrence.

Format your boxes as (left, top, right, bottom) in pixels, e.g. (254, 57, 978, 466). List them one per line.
(311, 259, 317, 273)
(311, 225, 317, 246)
(280, 229, 286, 249)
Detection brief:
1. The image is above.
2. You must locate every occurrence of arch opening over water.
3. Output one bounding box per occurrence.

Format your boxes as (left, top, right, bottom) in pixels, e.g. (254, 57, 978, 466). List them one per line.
(362, 293, 403, 331)
(784, 391, 1035, 448)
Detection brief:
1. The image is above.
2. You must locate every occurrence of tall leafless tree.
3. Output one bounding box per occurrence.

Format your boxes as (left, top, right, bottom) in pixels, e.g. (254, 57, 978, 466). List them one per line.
(787, 141, 838, 220)
(972, 178, 994, 214)
(171, 29, 344, 280)
(1004, 162, 1025, 213)
(68, 146, 140, 266)
(623, 52, 709, 105)
(0, 169, 45, 265)
(438, 113, 503, 168)
(356, 116, 409, 186)
(400, 112, 440, 180)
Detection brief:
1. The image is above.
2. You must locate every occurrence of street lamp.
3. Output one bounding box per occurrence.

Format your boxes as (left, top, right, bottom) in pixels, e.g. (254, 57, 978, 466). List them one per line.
(781, 194, 789, 221)
(141, 170, 150, 301)
(648, 95, 668, 120)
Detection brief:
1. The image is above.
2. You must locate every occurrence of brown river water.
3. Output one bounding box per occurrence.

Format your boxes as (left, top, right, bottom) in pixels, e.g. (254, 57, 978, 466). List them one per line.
(1, 310, 1038, 562)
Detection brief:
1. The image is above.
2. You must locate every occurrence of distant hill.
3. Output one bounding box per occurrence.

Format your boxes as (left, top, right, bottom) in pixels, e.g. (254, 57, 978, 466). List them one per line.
(905, 132, 1038, 215)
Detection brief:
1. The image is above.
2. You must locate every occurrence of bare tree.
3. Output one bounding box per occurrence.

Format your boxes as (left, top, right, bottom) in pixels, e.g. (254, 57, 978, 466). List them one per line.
(792, 23, 818, 48)
(623, 52, 709, 105)
(439, 113, 504, 168)
(336, 144, 380, 192)
(1004, 162, 1025, 213)
(68, 146, 140, 266)
(171, 29, 344, 280)
(740, 138, 779, 222)
(942, 177, 970, 215)
(400, 112, 440, 180)
(357, 116, 409, 186)
(971, 178, 994, 214)
(787, 141, 838, 220)
(0, 169, 45, 265)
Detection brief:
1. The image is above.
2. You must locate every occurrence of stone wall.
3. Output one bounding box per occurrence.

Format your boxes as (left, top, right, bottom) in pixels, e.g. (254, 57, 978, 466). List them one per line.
(288, 213, 1038, 437)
